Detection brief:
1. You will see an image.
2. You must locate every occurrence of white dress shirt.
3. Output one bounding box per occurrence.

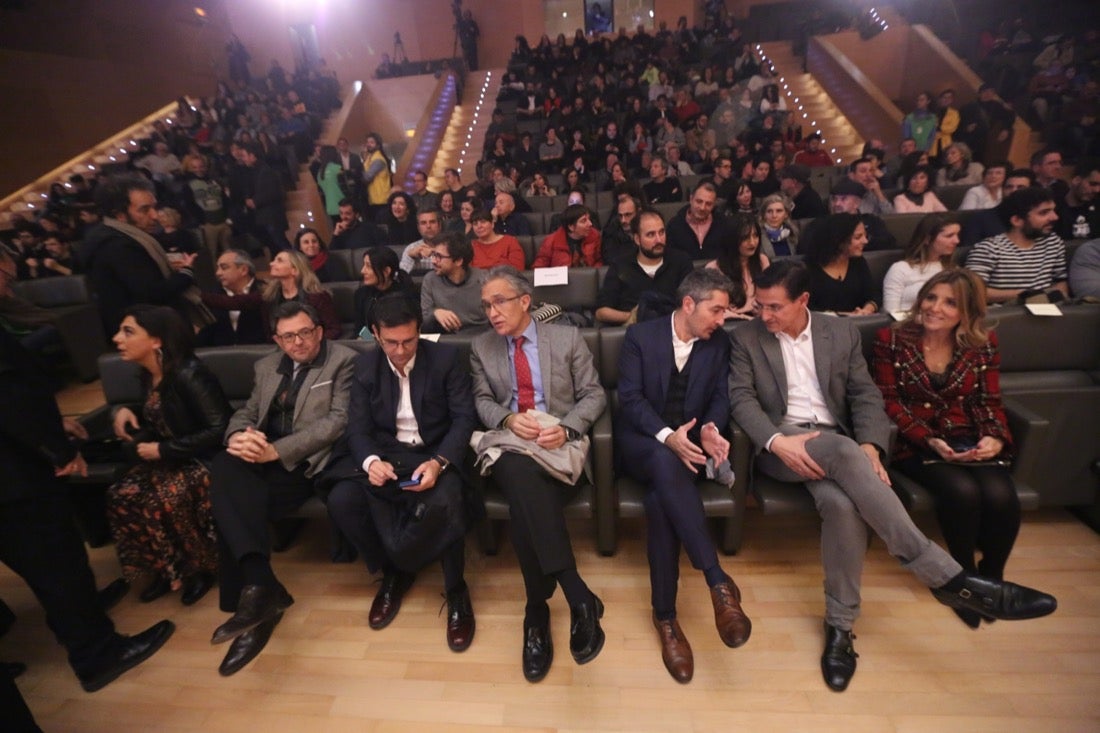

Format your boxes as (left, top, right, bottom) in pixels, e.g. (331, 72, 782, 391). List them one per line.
(656, 314, 698, 444)
(766, 310, 837, 451)
(363, 353, 423, 472)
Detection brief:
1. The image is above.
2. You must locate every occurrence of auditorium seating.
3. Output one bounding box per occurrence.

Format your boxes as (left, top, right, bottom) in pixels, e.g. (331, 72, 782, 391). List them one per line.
(12, 275, 108, 382)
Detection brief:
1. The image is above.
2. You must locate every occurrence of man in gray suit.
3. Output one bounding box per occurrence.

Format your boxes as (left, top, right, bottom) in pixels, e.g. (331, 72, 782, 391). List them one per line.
(207, 301, 355, 676)
(729, 260, 1056, 692)
(470, 266, 607, 683)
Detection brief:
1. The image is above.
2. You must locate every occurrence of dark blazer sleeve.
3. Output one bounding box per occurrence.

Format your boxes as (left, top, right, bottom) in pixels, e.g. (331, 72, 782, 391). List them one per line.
(0, 335, 77, 470)
(617, 322, 669, 438)
(159, 362, 234, 461)
(347, 350, 393, 463)
(431, 343, 478, 466)
(106, 242, 195, 305)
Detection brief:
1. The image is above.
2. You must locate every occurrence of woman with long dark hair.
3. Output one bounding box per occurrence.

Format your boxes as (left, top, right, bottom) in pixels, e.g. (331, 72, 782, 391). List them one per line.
(353, 246, 415, 336)
(107, 305, 232, 605)
(803, 213, 879, 315)
(706, 212, 770, 320)
(873, 270, 1019, 628)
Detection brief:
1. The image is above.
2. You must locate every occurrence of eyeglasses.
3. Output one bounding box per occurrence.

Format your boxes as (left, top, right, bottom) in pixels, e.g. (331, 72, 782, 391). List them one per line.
(274, 326, 318, 344)
(480, 294, 524, 313)
(379, 336, 418, 350)
(428, 251, 453, 261)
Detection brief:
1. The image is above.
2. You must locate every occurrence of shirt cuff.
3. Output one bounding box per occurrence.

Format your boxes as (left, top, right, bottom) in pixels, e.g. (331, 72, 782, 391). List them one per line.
(764, 432, 782, 452)
(655, 427, 674, 444)
(363, 455, 380, 473)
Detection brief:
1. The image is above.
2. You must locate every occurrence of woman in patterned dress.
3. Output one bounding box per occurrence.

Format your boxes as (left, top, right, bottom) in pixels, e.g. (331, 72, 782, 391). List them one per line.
(872, 270, 1018, 628)
(108, 305, 232, 605)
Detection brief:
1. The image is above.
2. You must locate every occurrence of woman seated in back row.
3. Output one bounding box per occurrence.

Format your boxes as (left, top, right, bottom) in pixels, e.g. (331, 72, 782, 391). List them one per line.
(882, 213, 961, 313)
(803, 213, 880, 315)
(202, 249, 341, 339)
(873, 270, 1019, 629)
(893, 165, 948, 214)
(470, 209, 525, 270)
(706, 212, 770, 320)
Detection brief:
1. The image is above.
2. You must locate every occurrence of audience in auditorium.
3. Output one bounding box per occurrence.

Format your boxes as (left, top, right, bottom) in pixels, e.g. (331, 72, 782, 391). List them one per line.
(666, 181, 735, 261)
(1055, 160, 1099, 241)
(293, 227, 337, 283)
(893, 165, 949, 214)
(706, 212, 768, 320)
(959, 160, 1009, 210)
(329, 198, 386, 251)
(352, 247, 414, 337)
(936, 142, 984, 187)
(361, 133, 393, 220)
(400, 208, 444, 275)
(379, 191, 420, 247)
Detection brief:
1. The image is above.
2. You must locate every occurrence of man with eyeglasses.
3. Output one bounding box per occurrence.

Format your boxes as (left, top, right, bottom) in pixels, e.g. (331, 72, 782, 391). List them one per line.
(729, 260, 1056, 692)
(206, 300, 355, 676)
(469, 266, 607, 683)
(419, 231, 487, 333)
(325, 295, 478, 652)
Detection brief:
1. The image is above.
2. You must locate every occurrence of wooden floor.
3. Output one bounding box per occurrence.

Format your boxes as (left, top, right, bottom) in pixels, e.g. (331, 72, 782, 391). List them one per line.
(4, 509, 1099, 732)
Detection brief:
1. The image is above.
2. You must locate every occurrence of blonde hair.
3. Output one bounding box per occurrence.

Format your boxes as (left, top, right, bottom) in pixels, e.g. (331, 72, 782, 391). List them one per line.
(898, 269, 990, 349)
(263, 249, 324, 301)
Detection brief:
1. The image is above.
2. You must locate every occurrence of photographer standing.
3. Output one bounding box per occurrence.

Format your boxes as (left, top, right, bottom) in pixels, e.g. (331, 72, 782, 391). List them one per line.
(456, 4, 479, 71)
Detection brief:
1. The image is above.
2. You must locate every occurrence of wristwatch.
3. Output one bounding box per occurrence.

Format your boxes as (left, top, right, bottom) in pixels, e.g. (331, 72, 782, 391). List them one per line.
(564, 426, 581, 441)
(430, 454, 450, 471)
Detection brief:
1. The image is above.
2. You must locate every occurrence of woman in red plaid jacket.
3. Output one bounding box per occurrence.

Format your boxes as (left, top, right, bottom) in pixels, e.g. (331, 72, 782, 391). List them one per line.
(872, 269, 1018, 629)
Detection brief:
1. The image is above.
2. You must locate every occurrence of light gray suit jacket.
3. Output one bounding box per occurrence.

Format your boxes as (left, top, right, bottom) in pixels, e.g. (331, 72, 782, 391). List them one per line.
(225, 341, 355, 477)
(728, 312, 891, 455)
(470, 320, 606, 438)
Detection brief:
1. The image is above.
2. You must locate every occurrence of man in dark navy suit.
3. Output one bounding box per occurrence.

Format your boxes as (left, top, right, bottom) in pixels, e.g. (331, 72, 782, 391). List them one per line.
(615, 268, 752, 683)
(325, 294, 478, 652)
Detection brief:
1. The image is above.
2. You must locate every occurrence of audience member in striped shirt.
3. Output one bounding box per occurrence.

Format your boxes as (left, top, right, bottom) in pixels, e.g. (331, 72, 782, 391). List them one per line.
(964, 188, 1068, 303)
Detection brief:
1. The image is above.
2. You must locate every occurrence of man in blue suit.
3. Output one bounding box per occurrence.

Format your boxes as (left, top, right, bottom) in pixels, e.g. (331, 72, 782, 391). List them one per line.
(326, 295, 478, 653)
(616, 268, 752, 683)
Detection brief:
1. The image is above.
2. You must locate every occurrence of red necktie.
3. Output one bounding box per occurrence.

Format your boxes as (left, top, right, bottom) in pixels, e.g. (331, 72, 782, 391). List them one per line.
(513, 335, 535, 413)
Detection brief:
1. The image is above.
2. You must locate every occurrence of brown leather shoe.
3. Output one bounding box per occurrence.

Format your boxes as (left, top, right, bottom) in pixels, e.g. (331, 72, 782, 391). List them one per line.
(653, 613, 693, 683)
(710, 580, 752, 648)
(445, 584, 475, 652)
(368, 571, 414, 630)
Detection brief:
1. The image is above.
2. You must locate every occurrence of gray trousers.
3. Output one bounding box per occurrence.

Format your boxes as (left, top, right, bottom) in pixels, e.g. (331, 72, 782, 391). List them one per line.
(755, 425, 962, 630)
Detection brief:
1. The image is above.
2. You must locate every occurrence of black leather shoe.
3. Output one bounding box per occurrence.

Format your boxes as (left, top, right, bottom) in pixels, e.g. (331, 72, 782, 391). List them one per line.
(97, 578, 130, 611)
(218, 612, 282, 676)
(569, 594, 605, 665)
(953, 608, 982, 629)
(821, 622, 858, 692)
(1, 661, 27, 679)
(78, 620, 175, 692)
(139, 576, 171, 603)
(211, 585, 294, 645)
(522, 617, 553, 683)
(368, 571, 414, 630)
(444, 584, 475, 652)
(931, 573, 1057, 622)
(181, 573, 215, 607)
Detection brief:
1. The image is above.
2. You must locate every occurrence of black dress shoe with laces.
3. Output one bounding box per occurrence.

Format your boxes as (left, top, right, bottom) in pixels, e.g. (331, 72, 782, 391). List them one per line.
(211, 585, 294, 645)
(522, 616, 553, 683)
(932, 573, 1057, 621)
(78, 620, 175, 692)
(218, 612, 282, 676)
(821, 622, 858, 692)
(569, 594, 605, 665)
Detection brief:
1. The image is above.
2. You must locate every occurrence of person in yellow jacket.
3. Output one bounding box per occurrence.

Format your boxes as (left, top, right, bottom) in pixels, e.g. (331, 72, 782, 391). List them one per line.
(362, 132, 392, 220)
(929, 89, 959, 162)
